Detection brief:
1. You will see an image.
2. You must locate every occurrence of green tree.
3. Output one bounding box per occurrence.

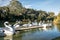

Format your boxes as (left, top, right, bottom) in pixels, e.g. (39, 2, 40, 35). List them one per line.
(8, 0, 23, 15)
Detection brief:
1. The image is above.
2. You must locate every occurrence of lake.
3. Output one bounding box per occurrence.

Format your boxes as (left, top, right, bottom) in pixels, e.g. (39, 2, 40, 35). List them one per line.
(0, 24, 60, 40)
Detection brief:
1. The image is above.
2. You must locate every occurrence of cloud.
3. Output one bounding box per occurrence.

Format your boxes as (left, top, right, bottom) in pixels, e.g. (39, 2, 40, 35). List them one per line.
(39, 0, 54, 5)
(24, 5, 32, 8)
(0, 0, 11, 6)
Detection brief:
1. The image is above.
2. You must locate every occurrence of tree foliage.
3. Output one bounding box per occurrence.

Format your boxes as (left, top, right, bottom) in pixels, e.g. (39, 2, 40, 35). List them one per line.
(0, 0, 55, 22)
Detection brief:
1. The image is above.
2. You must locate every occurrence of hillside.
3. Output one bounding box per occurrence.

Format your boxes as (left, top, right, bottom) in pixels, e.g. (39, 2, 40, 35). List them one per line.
(0, 0, 54, 22)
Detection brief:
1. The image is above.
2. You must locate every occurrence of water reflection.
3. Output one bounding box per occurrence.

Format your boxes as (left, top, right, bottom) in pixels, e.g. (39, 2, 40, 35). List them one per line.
(4, 36, 13, 40)
(0, 24, 60, 40)
(52, 24, 60, 40)
(0, 35, 13, 40)
(55, 25, 60, 32)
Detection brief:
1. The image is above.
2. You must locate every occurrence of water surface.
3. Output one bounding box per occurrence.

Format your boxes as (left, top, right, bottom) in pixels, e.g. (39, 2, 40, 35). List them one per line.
(0, 24, 60, 40)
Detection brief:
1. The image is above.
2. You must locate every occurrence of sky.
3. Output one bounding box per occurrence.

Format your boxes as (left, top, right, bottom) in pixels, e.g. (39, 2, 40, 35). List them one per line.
(0, 0, 60, 15)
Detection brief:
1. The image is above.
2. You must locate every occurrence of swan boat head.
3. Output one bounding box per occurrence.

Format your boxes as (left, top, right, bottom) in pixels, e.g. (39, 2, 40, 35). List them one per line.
(13, 22, 20, 29)
(4, 21, 11, 27)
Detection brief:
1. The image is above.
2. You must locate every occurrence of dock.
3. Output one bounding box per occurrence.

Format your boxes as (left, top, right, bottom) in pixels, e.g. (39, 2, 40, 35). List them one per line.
(15, 26, 43, 31)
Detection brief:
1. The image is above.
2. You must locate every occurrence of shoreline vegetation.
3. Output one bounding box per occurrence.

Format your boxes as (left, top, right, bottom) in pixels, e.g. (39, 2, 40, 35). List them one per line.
(0, 0, 60, 26)
(52, 37, 60, 40)
(53, 13, 60, 25)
